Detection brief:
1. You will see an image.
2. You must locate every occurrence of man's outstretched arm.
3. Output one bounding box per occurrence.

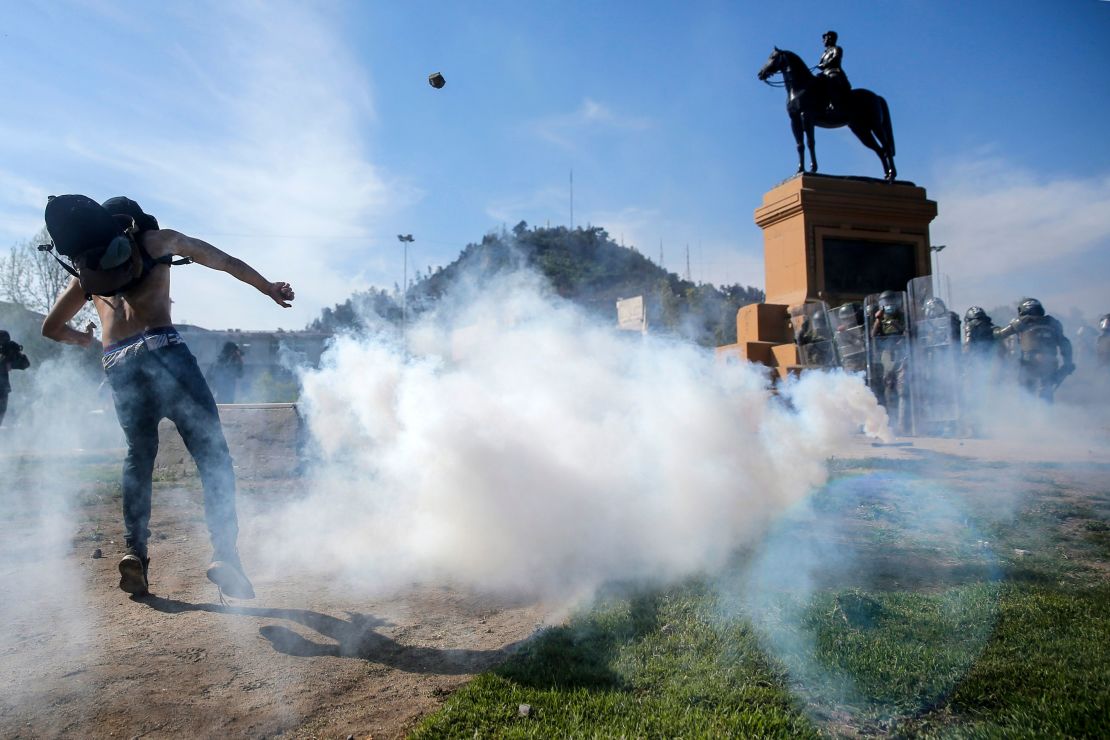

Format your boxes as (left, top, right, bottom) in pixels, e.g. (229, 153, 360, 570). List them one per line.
(42, 278, 97, 347)
(156, 230, 295, 307)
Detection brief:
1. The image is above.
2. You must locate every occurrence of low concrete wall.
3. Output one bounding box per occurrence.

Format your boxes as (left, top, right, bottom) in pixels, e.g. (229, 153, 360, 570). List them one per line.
(154, 403, 304, 479)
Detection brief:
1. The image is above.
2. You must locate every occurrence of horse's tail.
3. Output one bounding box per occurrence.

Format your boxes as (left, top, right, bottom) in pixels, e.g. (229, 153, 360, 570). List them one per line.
(879, 95, 895, 157)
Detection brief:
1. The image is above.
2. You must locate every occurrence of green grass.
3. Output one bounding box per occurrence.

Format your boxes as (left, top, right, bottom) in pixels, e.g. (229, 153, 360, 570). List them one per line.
(413, 460, 1110, 738)
(416, 584, 1108, 739)
(900, 585, 1110, 738)
(415, 584, 818, 738)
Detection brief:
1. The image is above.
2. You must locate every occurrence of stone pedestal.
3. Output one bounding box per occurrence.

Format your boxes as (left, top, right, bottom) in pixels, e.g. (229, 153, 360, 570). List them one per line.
(756, 174, 937, 308)
(724, 174, 938, 378)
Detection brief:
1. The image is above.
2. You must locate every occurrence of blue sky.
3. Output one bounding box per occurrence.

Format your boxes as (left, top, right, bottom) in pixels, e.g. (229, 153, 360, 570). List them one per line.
(2, 0, 1108, 330)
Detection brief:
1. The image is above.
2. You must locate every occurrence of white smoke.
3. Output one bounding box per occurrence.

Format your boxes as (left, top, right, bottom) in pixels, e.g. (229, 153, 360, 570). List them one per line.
(0, 351, 105, 723)
(924, 337, 1110, 462)
(256, 270, 889, 602)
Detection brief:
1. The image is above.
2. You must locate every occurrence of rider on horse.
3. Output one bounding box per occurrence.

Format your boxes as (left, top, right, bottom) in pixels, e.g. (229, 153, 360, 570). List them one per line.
(818, 31, 851, 117)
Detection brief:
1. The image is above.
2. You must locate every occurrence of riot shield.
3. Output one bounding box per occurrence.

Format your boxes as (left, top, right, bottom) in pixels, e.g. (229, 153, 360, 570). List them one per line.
(906, 277, 960, 434)
(865, 290, 912, 434)
(790, 302, 837, 368)
(829, 302, 867, 374)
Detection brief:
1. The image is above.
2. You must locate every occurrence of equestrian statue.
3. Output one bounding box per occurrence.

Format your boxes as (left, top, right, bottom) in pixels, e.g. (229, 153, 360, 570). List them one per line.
(757, 32, 897, 181)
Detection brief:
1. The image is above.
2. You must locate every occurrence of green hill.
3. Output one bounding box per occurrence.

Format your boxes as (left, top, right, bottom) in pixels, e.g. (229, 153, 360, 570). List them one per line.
(311, 223, 763, 347)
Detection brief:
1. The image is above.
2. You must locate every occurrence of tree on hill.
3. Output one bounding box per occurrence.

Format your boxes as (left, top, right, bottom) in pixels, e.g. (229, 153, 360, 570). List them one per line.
(1, 227, 97, 328)
(307, 287, 402, 333)
(309, 223, 763, 346)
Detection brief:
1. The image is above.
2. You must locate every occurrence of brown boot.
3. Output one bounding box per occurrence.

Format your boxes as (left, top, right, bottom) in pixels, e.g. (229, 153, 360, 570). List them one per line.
(118, 551, 150, 595)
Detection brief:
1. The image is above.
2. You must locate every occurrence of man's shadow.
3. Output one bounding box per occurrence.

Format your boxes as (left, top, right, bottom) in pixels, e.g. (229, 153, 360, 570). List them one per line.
(136, 593, 524, 675)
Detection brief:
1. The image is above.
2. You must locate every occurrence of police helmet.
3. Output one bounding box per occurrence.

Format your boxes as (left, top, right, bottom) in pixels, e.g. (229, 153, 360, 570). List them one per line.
(837, 303, 860, 322)
(1017, 298, 1045, 318)
(878, 290, 900, 312)
(965, 306, 988, 322)
(923, 297, 947, 318)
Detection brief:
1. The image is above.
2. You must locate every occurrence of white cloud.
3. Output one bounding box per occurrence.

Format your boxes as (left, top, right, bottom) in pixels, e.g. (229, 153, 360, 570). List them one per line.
(2, 1, 410, 330)
(931, 158, 1110, 320)
(0, 171, 52, 243)
(530, 98, 651, 151)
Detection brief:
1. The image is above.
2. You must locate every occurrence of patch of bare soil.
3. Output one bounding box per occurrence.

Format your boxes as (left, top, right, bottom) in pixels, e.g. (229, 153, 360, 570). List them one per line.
(0, 475, 546, 739)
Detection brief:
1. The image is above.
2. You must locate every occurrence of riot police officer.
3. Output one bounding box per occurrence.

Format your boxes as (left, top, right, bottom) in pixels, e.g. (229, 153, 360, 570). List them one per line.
(994, 298, 1074, 402)
(870, 290, 910, 433)
(964, 307, 996, 354)
(1074, 325, 1097, 366)
(922, 298, 961, 342)
(915, 297, 961, 436)
(959, 306, 998, 436)
(795, 307, 836, 367)
(1097, 314, 1110, 371)
(832, 303, 867, 373)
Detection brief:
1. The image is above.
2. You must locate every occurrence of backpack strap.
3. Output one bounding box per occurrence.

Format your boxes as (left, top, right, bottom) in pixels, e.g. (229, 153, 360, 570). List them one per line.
(38, 239, 193, 302)
(49, 253, 81, 280)
(38, 243, 90, 298)
(116, 241, 193, 295)
(138, 243, 192, 269)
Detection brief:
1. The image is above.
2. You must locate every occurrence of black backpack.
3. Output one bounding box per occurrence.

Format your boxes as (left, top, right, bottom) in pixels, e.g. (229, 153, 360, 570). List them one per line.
(41, 194, 189, 298)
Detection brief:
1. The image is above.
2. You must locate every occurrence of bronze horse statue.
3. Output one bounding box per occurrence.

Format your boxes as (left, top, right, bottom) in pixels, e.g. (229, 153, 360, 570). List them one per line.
(758, 47, 896, 181)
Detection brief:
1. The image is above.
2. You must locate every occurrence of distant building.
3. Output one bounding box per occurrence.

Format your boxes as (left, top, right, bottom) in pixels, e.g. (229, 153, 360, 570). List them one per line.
(616, 296, 647, 334)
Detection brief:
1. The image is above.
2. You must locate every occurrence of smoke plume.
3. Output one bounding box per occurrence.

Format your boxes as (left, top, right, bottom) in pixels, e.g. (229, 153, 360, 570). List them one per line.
(0, 352, 105, 725)
(256, 269, 890, 602)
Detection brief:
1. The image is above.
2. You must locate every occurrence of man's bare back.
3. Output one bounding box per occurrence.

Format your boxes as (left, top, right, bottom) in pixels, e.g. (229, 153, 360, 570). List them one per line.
(44, 229, 294, 347)
(89, 232, 173, 344)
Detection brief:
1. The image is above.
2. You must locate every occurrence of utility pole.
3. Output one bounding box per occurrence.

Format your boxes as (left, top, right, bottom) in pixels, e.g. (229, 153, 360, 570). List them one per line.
(569, 169, 574, 230)
(685, 244, 691, 282)
(930, 244, 947, 300)
(659, 240, 664, 268)
(397, 234, 414, 344)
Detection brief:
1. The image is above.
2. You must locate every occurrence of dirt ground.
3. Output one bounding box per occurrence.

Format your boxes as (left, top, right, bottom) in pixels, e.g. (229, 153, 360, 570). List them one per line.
(1, 425, 1107, 740)
(0, 468, 547, 740)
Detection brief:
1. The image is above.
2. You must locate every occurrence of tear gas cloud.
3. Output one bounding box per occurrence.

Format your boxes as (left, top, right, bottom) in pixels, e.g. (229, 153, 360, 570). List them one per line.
(0, 353, 104, 721)
(935, 342, 1110, 460)
(257, 269, 890, 601)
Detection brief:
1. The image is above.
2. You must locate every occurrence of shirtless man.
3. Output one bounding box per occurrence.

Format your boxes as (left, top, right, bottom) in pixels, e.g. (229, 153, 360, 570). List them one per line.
(42, 196, 294, 597)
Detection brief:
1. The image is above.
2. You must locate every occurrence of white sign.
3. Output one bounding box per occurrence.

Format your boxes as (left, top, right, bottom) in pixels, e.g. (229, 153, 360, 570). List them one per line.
(616, 296, 647, 334)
